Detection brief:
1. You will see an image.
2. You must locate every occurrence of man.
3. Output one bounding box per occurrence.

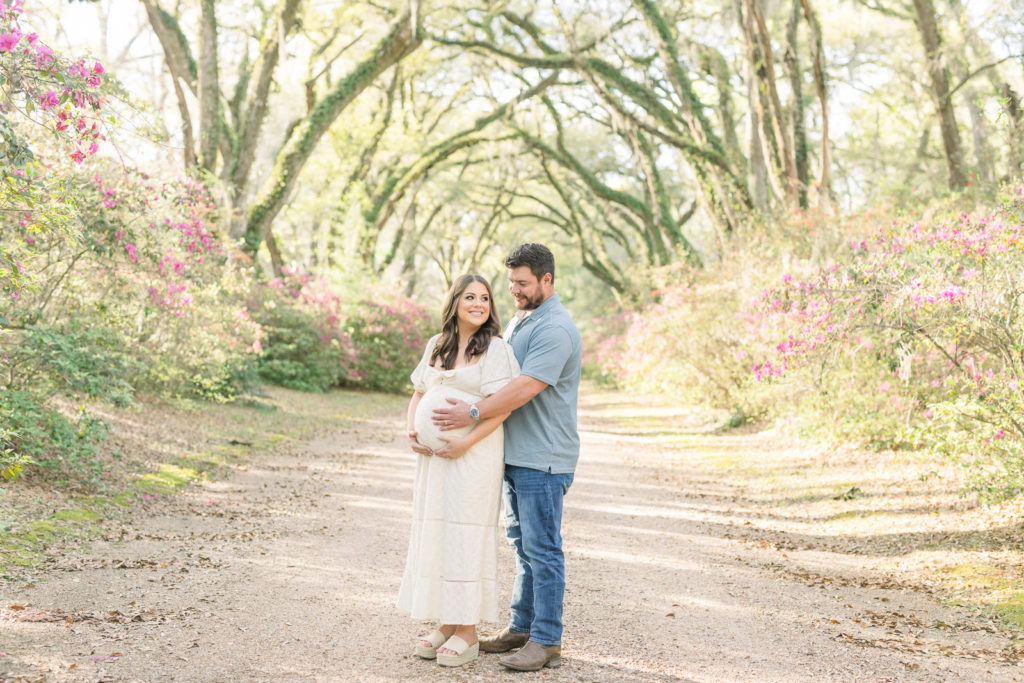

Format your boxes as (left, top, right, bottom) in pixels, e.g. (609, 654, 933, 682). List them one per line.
(433, 243, 582, 671)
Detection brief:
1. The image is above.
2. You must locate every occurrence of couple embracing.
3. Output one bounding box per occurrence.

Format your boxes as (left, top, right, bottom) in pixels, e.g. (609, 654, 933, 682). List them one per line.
(397, 243, 582, 671)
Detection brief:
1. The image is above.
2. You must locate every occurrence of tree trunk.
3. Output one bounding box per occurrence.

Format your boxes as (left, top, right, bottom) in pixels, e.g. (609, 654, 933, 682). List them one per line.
(743, 0, 800, 206)
(198, 0, 220, 174)
(1002, 84, 1024, 177)
(171, 75, 197, 169)
(747, 57, 770, 212)
(228, 0, 303, 198)
(800, 0, 832, 210)
(692, 44, 745, 173)
(911, 0, 967, 189)
(786, 0, 808, 209)
(242, 6, 422, 262)
(140, 0, 198, 169)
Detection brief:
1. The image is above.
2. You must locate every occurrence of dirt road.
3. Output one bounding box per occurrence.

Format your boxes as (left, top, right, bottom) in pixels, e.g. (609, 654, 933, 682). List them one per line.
(1, 391, 1021, 681)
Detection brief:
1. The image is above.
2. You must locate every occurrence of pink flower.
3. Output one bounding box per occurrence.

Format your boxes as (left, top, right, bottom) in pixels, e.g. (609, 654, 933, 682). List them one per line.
(0, 30, 20, 52)
(939, 286, 966, 303)
(34, 43, 53, 67)
(38, 90, 59, 109)
(125, 243, 138, 262)
(92, 61, 104, 75)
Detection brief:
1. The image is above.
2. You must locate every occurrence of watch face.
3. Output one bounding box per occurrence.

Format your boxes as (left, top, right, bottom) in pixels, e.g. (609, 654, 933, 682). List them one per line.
(470, 406, 479, 419)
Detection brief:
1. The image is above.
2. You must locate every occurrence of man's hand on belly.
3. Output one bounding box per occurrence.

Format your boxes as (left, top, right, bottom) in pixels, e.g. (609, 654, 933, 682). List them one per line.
(433, 398, 472, 430)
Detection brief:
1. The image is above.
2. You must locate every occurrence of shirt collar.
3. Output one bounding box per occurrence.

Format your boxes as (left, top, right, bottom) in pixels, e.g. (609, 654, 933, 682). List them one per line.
(529, 292, 560, 319)
(507, 293, 558, 337)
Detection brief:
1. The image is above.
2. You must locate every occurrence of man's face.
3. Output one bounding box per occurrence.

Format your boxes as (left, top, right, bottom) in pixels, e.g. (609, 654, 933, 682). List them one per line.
(508, 265, 547, 310)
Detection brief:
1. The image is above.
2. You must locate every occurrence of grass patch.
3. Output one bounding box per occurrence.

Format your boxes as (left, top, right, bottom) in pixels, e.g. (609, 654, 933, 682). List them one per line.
(993, 591, 1024, 629)
(135, 463, 200, 495)
(52, 508, 101, 522)
(935, 563, 1024, 629)
(0, 517, 96, 573)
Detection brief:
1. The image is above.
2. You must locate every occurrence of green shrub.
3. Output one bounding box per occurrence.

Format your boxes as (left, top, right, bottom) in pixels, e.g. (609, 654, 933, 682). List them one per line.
(253, 301, 347, 391)
(0, 390, 108, 483)
(11, 324, 139, 406)
(249, 272, 434, 394)
(345, 296, 435, 393)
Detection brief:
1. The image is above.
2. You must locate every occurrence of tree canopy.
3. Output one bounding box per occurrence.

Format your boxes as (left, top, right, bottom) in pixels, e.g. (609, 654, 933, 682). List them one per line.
(33, 0, 1024, 298)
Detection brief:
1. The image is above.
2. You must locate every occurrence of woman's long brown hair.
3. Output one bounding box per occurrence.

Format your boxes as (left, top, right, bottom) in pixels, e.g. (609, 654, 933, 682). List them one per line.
(431, 274, 502, 370)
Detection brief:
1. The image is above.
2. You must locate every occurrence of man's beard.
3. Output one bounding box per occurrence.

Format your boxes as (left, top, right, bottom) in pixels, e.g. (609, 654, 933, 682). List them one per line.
(517, 291, 545, 310)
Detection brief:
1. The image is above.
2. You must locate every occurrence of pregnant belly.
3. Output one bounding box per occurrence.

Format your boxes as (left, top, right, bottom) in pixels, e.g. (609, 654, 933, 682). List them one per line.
(414, 385, 477, 451)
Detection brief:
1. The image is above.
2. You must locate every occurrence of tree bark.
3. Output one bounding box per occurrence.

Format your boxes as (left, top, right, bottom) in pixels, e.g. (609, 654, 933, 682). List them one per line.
(198, 0, 220, 174)
(800, 0, 831, 210)
(742, 0, 800, 205)
(229, 0, 303, 197)
(140, 0, 196, 93)
(140, 0, 198, 169)
(170, 74, 197, 169)
(911, 0, 967, 189)
(786, 0, 808, 209)
(692, 43, 745, 173)
(243, 5, 423, 261)
(746, 56, 770, 212)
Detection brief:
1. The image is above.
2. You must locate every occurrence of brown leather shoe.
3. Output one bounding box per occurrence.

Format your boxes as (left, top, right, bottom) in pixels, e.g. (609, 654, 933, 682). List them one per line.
(478, 627, 530, 653)
(499, 641, 562, 671)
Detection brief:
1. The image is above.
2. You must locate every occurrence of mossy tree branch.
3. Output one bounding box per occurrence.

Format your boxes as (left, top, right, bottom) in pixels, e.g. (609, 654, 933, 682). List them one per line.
(229, 0, 303, 195)
(243, 6, 423, 262)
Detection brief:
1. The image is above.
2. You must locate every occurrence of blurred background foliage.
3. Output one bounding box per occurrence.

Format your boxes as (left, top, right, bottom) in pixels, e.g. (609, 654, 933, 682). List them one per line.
(2, 0, 1023, 497)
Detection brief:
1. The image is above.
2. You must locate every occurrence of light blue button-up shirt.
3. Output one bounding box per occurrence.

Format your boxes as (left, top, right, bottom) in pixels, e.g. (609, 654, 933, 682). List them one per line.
(503, 293, 582, 474)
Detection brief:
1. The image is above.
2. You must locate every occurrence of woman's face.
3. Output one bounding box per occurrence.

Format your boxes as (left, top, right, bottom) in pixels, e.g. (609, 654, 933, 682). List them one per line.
(456, 281, 491, 331)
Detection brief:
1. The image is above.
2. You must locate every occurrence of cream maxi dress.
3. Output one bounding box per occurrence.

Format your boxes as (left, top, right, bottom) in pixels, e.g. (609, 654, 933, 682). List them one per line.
(397, 334, 520, 625)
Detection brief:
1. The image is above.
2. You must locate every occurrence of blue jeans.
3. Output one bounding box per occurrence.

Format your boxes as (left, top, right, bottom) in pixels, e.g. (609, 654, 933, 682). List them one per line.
(503, 464, 574, 647)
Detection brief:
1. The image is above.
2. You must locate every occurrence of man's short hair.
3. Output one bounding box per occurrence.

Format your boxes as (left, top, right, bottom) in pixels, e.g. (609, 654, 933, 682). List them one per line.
(505, 243, 555, 284)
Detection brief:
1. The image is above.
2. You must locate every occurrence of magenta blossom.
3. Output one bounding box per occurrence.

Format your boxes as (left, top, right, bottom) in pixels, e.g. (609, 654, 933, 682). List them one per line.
(0, 30, 20, 51)
(38, 90, 59, 109)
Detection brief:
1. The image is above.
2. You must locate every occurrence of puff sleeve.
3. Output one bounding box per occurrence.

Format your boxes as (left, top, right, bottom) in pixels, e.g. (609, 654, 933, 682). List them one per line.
(479, 337, 521, 396)
(410, 334, 439, 393)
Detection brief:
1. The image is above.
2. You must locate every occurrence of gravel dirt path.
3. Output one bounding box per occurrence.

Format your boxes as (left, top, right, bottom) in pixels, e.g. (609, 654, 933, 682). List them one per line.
(1, 390, 1022, 682)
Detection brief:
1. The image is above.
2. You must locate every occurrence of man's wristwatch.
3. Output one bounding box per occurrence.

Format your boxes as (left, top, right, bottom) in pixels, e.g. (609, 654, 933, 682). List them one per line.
(469, 404, 481, 422)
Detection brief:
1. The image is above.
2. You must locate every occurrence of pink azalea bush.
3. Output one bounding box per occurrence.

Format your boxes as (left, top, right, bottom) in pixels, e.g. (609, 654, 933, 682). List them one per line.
(344, 292, 436, 393)
(0, 0, 108, 297)
(588, 189, 1024, 500)
(249, 271, 434, 393)
(589, 269, 776, 423)
(5, 162, 263, 402)
(756, 188, 1024, 500)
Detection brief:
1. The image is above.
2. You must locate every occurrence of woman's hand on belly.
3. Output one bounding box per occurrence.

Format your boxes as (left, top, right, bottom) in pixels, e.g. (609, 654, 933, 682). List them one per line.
(408, 429, 434, 456)
(433, 435, 469, 460)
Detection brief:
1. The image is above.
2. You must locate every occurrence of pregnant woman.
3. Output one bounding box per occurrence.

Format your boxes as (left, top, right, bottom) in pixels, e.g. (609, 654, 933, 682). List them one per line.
(397, 274, 520, 667)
